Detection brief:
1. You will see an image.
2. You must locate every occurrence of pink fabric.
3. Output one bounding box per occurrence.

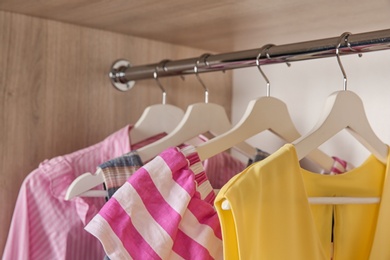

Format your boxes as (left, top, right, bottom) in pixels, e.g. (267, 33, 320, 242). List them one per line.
(330, 156, 354, 175)
(85, 146, 223, 260)
(193, 134, 247, 189)
(204, 152, 246, 189)
(3, 125, 164, 260)
(4, 122, 244, 259)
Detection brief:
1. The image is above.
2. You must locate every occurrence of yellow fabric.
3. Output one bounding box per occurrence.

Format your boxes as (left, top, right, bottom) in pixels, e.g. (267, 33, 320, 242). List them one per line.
(215, 144, 390, 260)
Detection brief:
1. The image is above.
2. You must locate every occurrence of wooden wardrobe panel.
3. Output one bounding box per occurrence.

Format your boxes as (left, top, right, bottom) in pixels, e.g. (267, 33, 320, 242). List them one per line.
(0, 14, 49, 252)
(0, 10, 232, 256)
(1, 1, 390, 52)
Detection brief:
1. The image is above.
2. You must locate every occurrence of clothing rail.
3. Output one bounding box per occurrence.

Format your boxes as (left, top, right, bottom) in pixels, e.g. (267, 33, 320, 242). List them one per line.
(109, 29, 390, 91)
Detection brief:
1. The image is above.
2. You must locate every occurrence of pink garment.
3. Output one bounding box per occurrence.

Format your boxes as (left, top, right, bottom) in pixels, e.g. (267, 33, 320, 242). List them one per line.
(4, 123, 244, 260)
(3, 125, 164, 260)
(196, 134, 246, 189)
(204, 152, 246, 189)
(329, 156, 354, 175)
(85, 146, 223, 260)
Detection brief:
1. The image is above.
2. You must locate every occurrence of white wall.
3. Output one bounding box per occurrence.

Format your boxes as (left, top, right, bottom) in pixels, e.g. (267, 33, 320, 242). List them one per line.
(232, 49, 390, 168)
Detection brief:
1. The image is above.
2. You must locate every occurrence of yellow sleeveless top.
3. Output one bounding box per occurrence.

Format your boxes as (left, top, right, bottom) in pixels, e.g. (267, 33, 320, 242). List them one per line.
(215, 144, 390, 259)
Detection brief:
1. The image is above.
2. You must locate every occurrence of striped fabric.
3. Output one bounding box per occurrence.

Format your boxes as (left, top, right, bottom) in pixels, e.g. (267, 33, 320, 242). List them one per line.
(98, 152, 145, 260)
(100, 145, 247, 197)
(329, 156, 354, 175)
(100, 151, 144, 198)
(85, 146, 223, 260)
(2, 125, 165, 260)
(203, 150, 246, 189)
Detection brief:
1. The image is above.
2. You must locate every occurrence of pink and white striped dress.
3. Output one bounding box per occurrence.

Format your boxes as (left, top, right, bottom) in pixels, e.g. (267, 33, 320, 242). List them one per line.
(85, 146, 223, 260)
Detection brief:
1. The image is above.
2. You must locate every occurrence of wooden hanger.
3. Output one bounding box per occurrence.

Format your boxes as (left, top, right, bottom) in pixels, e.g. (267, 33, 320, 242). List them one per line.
(129, 105, 184, 145)
(65, 62, 185, 200)
(290, 33, 388, 205)
(293, 90, 388, 163)
(137, 102, 257, 162)
(196, 96, 334, 170)
(65, 102, 255, 200)
(65, 168, 107, 200)
(65, 56, 255, 200)
(293, 33, 388, 164)
(130, 60, 185, 144)
(196, 45, 334, 171)
(137, 54, 256, 162)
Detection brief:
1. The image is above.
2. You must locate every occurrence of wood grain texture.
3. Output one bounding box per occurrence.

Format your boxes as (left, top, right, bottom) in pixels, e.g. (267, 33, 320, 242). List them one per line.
(1, 1, 390, 52)
(0, 10, 232, 257)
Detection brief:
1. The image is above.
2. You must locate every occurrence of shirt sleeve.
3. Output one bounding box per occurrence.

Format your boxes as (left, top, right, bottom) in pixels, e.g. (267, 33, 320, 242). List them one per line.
(3, 163, 105, 260)
(3, 169, 43, 260)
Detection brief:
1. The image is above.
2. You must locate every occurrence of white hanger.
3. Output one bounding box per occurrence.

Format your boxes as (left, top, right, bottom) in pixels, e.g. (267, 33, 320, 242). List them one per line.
(293, 90, 388, 163)
(293, 33, 388, 164)
(65, 168, 107, 200)
(129, 60, 185, 144)
(137, 54, 256, 163)
(196, 45, 334, 171)
(221, 33, 388, 209)
(65, 62, 185, 200)
(65, 57, 254, 200)
(291, 32, 387, 205)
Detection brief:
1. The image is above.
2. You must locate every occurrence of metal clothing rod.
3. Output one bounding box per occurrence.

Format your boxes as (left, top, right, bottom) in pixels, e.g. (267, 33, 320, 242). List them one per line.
(109, 29, 390, 91)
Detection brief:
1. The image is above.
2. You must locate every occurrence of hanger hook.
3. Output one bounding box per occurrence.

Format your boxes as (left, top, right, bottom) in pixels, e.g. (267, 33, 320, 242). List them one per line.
(153, 59, 171, 104)
(194, 53, 211, 103)
(336, 32, 352, 91)
(256, 44, 275, 97)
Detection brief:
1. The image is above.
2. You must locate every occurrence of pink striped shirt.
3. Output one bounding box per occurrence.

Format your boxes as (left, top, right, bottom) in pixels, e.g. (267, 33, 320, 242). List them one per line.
(85, 146, 223, 260)
(3, 125, 165, 260)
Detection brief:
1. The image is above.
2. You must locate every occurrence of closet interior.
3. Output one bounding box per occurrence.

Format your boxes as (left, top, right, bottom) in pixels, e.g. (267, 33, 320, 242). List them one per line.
(2, 1, 390, 259)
